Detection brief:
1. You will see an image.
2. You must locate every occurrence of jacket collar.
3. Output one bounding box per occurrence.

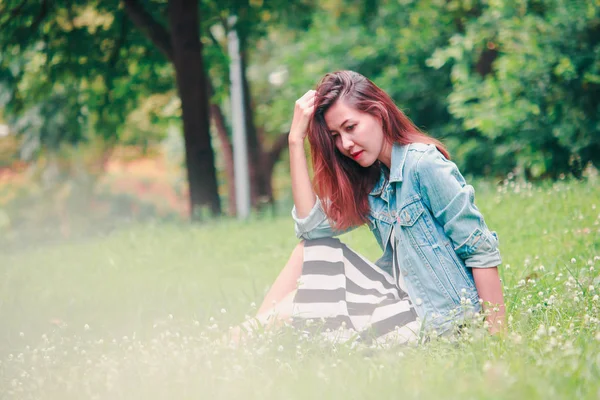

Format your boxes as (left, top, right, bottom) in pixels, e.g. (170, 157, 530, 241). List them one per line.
(369, 143, 409, 195)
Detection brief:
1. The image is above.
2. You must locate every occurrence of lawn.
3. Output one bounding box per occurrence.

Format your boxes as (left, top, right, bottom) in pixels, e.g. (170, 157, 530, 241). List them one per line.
(1, 178, 599, 399)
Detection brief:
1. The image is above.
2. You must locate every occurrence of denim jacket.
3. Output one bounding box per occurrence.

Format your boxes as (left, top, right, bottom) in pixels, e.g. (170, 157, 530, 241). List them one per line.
(292, 143, 502, 333)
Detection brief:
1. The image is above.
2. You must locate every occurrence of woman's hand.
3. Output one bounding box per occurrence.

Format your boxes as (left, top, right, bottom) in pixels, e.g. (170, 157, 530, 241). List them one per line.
(289, 90, 317, 146)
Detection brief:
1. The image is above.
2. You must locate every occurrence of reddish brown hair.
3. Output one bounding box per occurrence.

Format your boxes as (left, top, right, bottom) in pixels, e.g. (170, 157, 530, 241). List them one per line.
(308, 70, 449, 230)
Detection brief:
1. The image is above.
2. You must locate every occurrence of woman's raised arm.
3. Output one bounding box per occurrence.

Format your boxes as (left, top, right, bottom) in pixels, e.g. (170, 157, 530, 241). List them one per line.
(289, 90, 318, 218)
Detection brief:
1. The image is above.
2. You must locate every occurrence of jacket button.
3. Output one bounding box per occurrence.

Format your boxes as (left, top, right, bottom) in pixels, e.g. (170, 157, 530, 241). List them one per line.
(402, 269, 409, 276)
(403, 212, 410, 224)
(415, 298, 423, 306)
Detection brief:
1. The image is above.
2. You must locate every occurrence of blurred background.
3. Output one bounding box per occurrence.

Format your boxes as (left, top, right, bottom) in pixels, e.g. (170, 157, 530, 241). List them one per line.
(0, 0, 598, 250)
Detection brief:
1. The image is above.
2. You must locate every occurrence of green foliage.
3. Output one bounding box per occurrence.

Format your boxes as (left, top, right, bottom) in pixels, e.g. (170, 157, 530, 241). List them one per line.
(248, 0, 599, 178)
(428, 0, 600, 178)
(0, 1, 174, 157)
(1, 0, 599, 181)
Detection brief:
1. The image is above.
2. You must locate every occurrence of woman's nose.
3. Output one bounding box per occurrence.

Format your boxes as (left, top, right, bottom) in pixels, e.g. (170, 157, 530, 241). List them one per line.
(341, 135, 354, 151)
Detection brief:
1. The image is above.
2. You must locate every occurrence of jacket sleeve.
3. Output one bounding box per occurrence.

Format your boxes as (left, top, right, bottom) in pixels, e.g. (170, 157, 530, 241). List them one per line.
(292, 196, 356, 240)
(415, 145, 502, 269)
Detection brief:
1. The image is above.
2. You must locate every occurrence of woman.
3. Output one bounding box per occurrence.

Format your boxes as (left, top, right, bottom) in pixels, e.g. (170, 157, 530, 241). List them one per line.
(245, 71, 504, 345)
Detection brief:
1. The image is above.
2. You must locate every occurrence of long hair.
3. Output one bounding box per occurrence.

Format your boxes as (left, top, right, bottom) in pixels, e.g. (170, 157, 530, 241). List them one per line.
(308, 70, 449, 231)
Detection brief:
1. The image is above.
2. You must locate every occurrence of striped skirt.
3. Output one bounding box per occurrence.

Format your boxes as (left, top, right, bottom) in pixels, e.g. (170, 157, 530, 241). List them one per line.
(291, 238, 420, 345)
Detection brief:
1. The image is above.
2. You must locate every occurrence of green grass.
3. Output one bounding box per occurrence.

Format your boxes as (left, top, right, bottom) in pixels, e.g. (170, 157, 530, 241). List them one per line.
(1, 178, 599, 399)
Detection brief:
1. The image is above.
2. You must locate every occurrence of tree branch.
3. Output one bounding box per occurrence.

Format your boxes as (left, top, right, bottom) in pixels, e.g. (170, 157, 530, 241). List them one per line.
(30, 0, 48, 33)
(0, 0, 25, 19)
(0, 0, 46, 36)
(122, 0, 173, 61)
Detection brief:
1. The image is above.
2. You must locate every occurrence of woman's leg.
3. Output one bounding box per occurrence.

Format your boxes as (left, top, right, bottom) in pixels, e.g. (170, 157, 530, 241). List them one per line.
(256, 240, 304, 315)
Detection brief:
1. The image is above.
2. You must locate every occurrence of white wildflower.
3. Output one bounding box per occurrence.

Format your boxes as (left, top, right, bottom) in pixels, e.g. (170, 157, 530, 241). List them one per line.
(536, 324, 547, 336)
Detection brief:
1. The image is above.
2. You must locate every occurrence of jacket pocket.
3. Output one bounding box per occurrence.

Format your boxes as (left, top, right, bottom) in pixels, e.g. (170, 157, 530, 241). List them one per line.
(397, 200, 434, 247)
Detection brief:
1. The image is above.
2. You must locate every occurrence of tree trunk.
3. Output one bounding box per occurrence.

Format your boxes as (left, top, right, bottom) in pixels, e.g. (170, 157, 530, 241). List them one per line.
(262, 133, 289, 205)
(169, 0, 220, 218)
(207, 80, 235, 216)
(210, 102, 236, 216)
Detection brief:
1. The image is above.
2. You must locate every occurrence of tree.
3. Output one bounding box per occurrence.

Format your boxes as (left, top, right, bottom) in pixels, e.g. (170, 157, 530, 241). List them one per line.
(0, 0, 221, 219)
(0, 0, 320, 218)
(123, 0, 221, 217)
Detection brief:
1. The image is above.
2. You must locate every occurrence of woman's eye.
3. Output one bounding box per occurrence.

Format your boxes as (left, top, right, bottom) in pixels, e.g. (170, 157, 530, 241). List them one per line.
(346, 124, 355, 132)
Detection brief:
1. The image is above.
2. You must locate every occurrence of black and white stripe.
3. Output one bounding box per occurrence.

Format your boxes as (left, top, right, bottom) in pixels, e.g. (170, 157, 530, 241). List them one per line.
(292, 238, 420, 344)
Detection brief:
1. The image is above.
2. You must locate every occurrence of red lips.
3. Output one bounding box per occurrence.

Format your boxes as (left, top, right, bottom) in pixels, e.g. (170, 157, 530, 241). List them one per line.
(351, 150, 364, 160)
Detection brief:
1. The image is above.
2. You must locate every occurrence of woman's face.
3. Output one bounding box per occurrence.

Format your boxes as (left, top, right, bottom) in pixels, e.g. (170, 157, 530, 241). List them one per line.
(324, 100, 390, 168)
